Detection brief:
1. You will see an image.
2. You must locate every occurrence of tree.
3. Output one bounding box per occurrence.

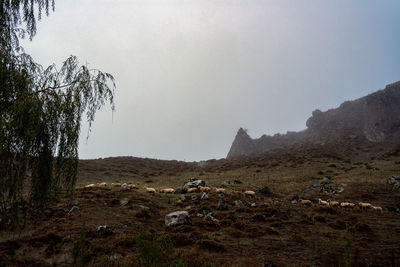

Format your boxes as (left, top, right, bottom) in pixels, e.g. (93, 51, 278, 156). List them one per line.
(0, 0, 115, 229)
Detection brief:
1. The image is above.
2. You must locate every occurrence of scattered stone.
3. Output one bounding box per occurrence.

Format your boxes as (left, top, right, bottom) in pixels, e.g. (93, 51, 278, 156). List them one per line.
(120, 198, 129, 206)
(234, 200, 244, 207)
(223, 180, 230, 185)
(291, 199, 298, 204)
(71, 200, 79, 206)
(174, 188, 186, 194)
(68, 206, 79, 214)
(321, 177, 333, 185)
(309, 179, 321, 188)
(388, 176, 400, 189)
(218, 199, 228, 210)
(180, 194, 186, 201)
(218, 193, 225, 199)
(204, 212, 219, 222)
(185, 206, 192, 210)
(191, 194, 198, 201)
(97, 225, 115, 236)
(121, 183, 127, 189)
(233, 179, 243, 184)
(201, 192, 209, 200)
(250, 203, 257, 207)
(182, 180, 205, 190)
(337, 187, 344, 193)
(165, 211, 192, 226)
(257, 186, 272, 197)
(196, 213, 204, 218)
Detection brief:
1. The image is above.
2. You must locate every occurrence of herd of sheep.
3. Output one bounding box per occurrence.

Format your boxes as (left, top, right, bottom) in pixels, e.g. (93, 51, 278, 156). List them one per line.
(83, 182, 383, 212)
(298, 198, 383, 211)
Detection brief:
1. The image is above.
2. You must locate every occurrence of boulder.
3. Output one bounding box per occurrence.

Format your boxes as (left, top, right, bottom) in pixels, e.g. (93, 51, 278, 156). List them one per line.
(120, 198, 129, 206)
(201, 192, 209, 200)
(165, 211, 191, 226)
(182, 180, 205, 190)
(97, 225, 115, 236)
(234, 200, 244, 207)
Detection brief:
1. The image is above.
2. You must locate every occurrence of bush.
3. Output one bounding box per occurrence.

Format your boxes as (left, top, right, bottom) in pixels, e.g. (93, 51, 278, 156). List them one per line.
(134, 232, 185, 267)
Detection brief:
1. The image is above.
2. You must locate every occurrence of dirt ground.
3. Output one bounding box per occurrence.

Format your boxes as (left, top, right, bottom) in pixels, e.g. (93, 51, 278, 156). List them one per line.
(1, 146, 400, 266)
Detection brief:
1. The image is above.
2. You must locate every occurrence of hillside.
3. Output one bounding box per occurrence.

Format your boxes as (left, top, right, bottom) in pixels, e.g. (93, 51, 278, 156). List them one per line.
(227, 81, 400, 159)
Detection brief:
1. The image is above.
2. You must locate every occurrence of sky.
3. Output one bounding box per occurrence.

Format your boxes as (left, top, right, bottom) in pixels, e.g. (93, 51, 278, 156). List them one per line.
(21, 0, 400, 161)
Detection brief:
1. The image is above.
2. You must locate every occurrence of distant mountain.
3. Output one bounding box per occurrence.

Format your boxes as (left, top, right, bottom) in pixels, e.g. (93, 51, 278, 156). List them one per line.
(227, 81, 400, 159)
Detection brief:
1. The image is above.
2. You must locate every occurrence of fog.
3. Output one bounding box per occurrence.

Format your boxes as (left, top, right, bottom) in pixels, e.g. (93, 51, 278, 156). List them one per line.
(21, 0, 400, 161)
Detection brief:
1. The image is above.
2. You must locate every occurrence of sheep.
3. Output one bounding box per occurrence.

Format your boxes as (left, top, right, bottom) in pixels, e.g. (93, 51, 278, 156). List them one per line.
(298, 199, 312, 205)
(348, 203, 356, 208)
(97, 182, 107, 187)
(215, 188, 226, 193)
(111, 182, 121, 187)
(372, 206, 383, 212)
(244, 190, 256, 197)
(318, 199, 329, 206)
(358, 202, 372, 210)
(126, 184, 138, 189)
(187, 187, 198, 193)
(84, 183, 96, 188)
(329, 200, 340, 207)
(144, 187, 156, 193)
(198, 186, 211, 192)
(160, 188, 175, 194)
(340, 202, 351, 208)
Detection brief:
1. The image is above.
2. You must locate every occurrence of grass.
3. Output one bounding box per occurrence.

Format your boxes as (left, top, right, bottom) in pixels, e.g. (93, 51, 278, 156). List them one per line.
(0, 145, 400, 266)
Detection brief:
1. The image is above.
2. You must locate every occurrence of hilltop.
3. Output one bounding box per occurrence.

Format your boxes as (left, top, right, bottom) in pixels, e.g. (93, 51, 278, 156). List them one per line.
(227, 81, 400, 159)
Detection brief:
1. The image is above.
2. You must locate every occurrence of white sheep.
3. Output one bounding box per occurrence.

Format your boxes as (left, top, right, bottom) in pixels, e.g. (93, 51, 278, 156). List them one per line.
(144, 187, 156, 193)
(318, 199, 329, 206)
(187, 187, 198, 193)
(215, 188, 226, 193)
(372, 206, 383, 212)
(198, 186, 211, 192)
(244, 190, 256, 197)
(84, 183, 96, 188)
(97, 182, 107, 187)
(358, 202, 372, 210)
(160, 188, 175, 194)
(299, 199, 312, 205)
(329, 200, 339, 207)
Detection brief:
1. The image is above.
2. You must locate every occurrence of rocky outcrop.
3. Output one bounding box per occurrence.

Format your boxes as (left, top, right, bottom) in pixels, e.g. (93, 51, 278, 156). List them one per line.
(227, 81, 400, 159)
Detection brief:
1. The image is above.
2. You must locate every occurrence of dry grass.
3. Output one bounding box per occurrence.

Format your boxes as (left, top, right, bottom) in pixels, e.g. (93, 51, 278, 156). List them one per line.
(1, 146, 400, 266)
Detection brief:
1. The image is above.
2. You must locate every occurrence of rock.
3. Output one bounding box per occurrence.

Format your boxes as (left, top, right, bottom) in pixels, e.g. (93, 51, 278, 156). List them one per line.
(218, 199, 228, 210)
(180, 194, 186, 201)
(223, 180, 230, 185)
(218, 193, 225, 199)
(250, 203, 257, 207)
(182, 180, 205, 190)
(120, 198, 129, 206)
(309, 179, 321, 188)
(191, 194, 198, 201)
(165, 211, 191, 226)
(185, 206, 192, 210)
(121, 183, 127, 189)
(233, 179, 243, 184)
(204, 212, 219, 222)
(337, 187, 344, 193)
(234, 200, 244, 207)
(137, 205, 149, 210)
(388, 176, 400, 189)
(68, 205, 79, 214)
(97, 225, 115, 236)
(71, 200, 79, 206)
(321, 177, 333, 185)
(257, 186, 271, 197)
(201, 192, 209, 200)
(196, 213, 204, 218)
(174, 188, 186, 194)
(291, 199, 298, 204)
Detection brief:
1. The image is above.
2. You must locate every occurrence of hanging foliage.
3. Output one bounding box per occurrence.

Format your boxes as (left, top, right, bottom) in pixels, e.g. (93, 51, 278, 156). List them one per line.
(0, 0, 115, 229)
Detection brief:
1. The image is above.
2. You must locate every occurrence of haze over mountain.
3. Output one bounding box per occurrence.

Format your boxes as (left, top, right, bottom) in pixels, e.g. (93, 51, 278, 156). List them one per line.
(20, 0, 400, 161)
(227, 81, 400, 159)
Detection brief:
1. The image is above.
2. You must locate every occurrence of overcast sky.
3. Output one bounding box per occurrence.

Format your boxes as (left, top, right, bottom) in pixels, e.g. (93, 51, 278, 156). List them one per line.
(21, 0, 400, 161)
